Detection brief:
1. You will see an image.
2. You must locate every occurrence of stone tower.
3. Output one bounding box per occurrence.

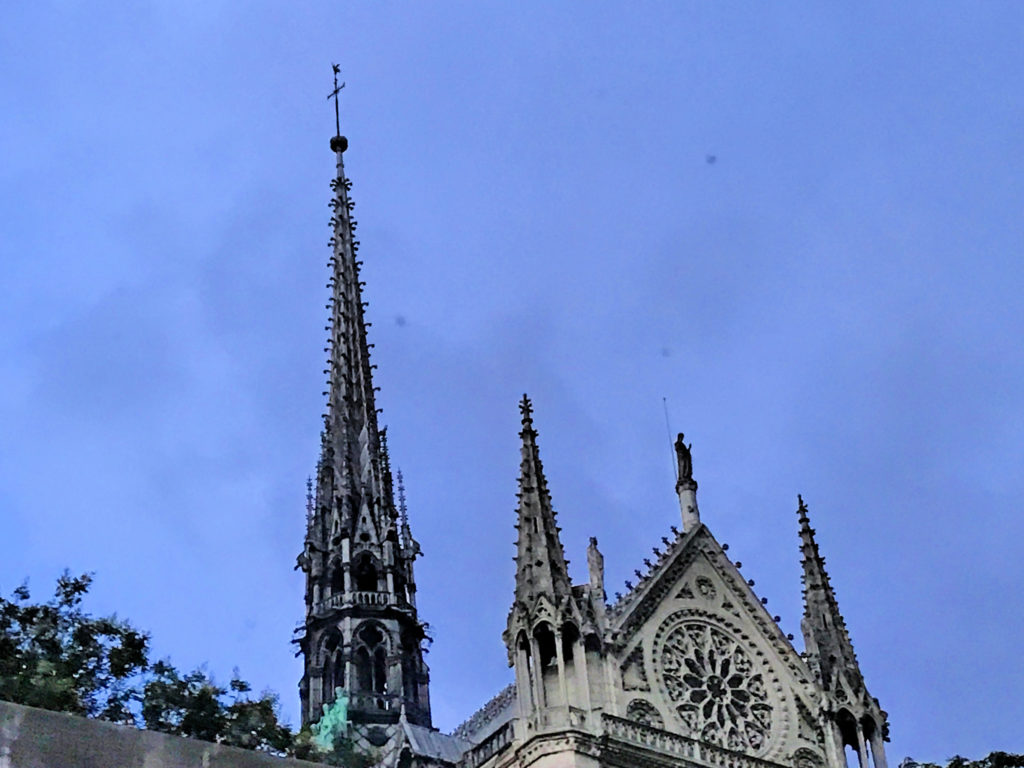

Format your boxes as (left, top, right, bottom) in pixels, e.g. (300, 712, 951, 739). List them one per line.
(294, 123, 431, 743)
(503, 396, 614, 751)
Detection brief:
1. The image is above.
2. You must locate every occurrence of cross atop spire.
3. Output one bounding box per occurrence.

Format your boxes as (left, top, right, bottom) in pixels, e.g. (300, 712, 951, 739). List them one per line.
(327, 64, 346, 151)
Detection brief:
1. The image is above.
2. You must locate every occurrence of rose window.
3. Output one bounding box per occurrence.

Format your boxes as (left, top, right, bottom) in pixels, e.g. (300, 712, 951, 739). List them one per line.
(659, 622, 773, 752)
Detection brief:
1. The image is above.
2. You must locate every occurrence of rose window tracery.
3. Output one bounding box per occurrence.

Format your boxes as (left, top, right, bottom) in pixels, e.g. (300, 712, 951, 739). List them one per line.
(659, 622, 774, 752)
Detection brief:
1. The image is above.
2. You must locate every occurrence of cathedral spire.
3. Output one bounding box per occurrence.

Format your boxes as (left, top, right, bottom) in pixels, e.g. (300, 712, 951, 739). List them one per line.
(797, 494, 859, 685)
(296, 75, 431, 731)
(317, 83, 390, 541)
(797, 495, 889, 767)
(513, 395, 572, 606)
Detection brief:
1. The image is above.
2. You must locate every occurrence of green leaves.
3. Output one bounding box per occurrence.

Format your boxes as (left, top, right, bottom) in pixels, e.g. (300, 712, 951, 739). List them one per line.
(0, 571, 297, 757)
(0, 570, 377, 763)
(140, 662, 290, 752)
(916, 754, 1024, 768)
(0, 570, 149, 719)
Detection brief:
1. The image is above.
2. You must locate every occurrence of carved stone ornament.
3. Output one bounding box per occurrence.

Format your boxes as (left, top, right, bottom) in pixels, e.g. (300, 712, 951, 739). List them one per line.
(792, 747, 826, 768)
(657, 618, 775, 753)
(696, 576, 717, 600)
(626, 699, 665, 729)
(796, 698, 822, 745)
(621, 645, 650, 691)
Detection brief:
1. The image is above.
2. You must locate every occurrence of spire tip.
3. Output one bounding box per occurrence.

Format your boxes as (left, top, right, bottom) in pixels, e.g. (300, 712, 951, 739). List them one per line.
(518, 394, 534, 427)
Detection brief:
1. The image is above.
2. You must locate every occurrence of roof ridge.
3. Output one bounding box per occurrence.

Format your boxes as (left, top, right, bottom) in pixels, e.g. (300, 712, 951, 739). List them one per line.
(450, 683, 516, 742)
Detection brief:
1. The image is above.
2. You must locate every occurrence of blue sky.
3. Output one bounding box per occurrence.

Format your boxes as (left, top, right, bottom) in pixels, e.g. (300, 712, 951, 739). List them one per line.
(2, 2, 1022, 761)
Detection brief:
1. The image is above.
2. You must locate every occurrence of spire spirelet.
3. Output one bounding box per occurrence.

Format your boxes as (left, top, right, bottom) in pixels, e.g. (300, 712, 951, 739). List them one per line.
(797, 494, 859, 685)
(512, 394, 572, 606)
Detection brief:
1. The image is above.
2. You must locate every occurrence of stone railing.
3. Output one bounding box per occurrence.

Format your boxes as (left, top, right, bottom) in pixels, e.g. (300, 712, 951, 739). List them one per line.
(313, 590, 405, 615)
(347, 691, 395, 711)
(602, 714, 782, 768)
(464, 719, 515, 768)
(602, 714, 700, 761)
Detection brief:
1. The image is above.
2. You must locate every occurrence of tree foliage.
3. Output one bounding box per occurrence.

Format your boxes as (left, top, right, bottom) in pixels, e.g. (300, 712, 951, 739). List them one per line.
(0, 572, 305, 758)
(0, 571, 148, 722)
(914, 755, 1024, 768)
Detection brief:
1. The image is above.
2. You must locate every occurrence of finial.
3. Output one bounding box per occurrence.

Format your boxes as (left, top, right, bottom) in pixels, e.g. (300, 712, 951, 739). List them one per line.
(397, 469, 409, 524)
(519, 393, 534, 427)
(305, 476, 315, 534)
(797, 494, 811, 525)
(380, 427, 391, 472)
(328, 64, 348, 153)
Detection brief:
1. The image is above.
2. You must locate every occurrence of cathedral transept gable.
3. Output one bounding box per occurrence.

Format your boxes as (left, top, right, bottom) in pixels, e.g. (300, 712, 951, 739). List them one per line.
(608, 525, 826, 763)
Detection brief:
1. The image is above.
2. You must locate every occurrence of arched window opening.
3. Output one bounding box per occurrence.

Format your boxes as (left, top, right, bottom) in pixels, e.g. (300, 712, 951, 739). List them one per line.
(322, 656, 335, 705)
(330, 566, 345, 595)
(561, 622, 580, 664)
(861, 716, 879, 768)
(533, 622, 560, 708)
(353, 553, 380, 592)
(534, 623, 557, 669)
(333, 651, 345, 692)
(320, 632, 342, 704)
(352, 622, 389, 708)
(355, 647, 372, 692)
(373, 646, 387, 695)
(837, 709, 860, 768)
(394, 571, 407, 603)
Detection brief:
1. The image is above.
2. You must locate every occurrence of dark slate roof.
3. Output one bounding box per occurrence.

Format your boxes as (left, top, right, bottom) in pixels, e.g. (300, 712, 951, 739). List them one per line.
(404, 723, 470, 764)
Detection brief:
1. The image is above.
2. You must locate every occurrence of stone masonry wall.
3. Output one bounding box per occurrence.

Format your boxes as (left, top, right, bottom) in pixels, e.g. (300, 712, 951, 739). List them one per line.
(0, 700, 328, 768)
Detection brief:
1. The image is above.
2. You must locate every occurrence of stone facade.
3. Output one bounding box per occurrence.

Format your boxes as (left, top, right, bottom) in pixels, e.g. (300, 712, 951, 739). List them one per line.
(299, 130, 889, 768)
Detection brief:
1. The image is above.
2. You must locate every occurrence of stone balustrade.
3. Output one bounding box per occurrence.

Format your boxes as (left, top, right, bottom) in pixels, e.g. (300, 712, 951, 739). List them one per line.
(464, 720, 515, 768)
(313, 590, 405, 615)
(602, 714, 782, 768)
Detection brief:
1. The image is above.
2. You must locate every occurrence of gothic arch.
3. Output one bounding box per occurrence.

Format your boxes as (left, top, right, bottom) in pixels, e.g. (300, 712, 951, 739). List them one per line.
(532, 621, 557, 670)
(836, 708, 859, 748)
(317, 628, 343, 667)
(352, 621, 390, 705)
(319, 631, 345, 704)
(352, 551, 382, 592)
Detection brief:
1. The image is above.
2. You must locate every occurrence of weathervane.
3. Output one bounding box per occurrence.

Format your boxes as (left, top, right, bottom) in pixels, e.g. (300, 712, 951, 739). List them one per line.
(328, 63, 345, 138)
